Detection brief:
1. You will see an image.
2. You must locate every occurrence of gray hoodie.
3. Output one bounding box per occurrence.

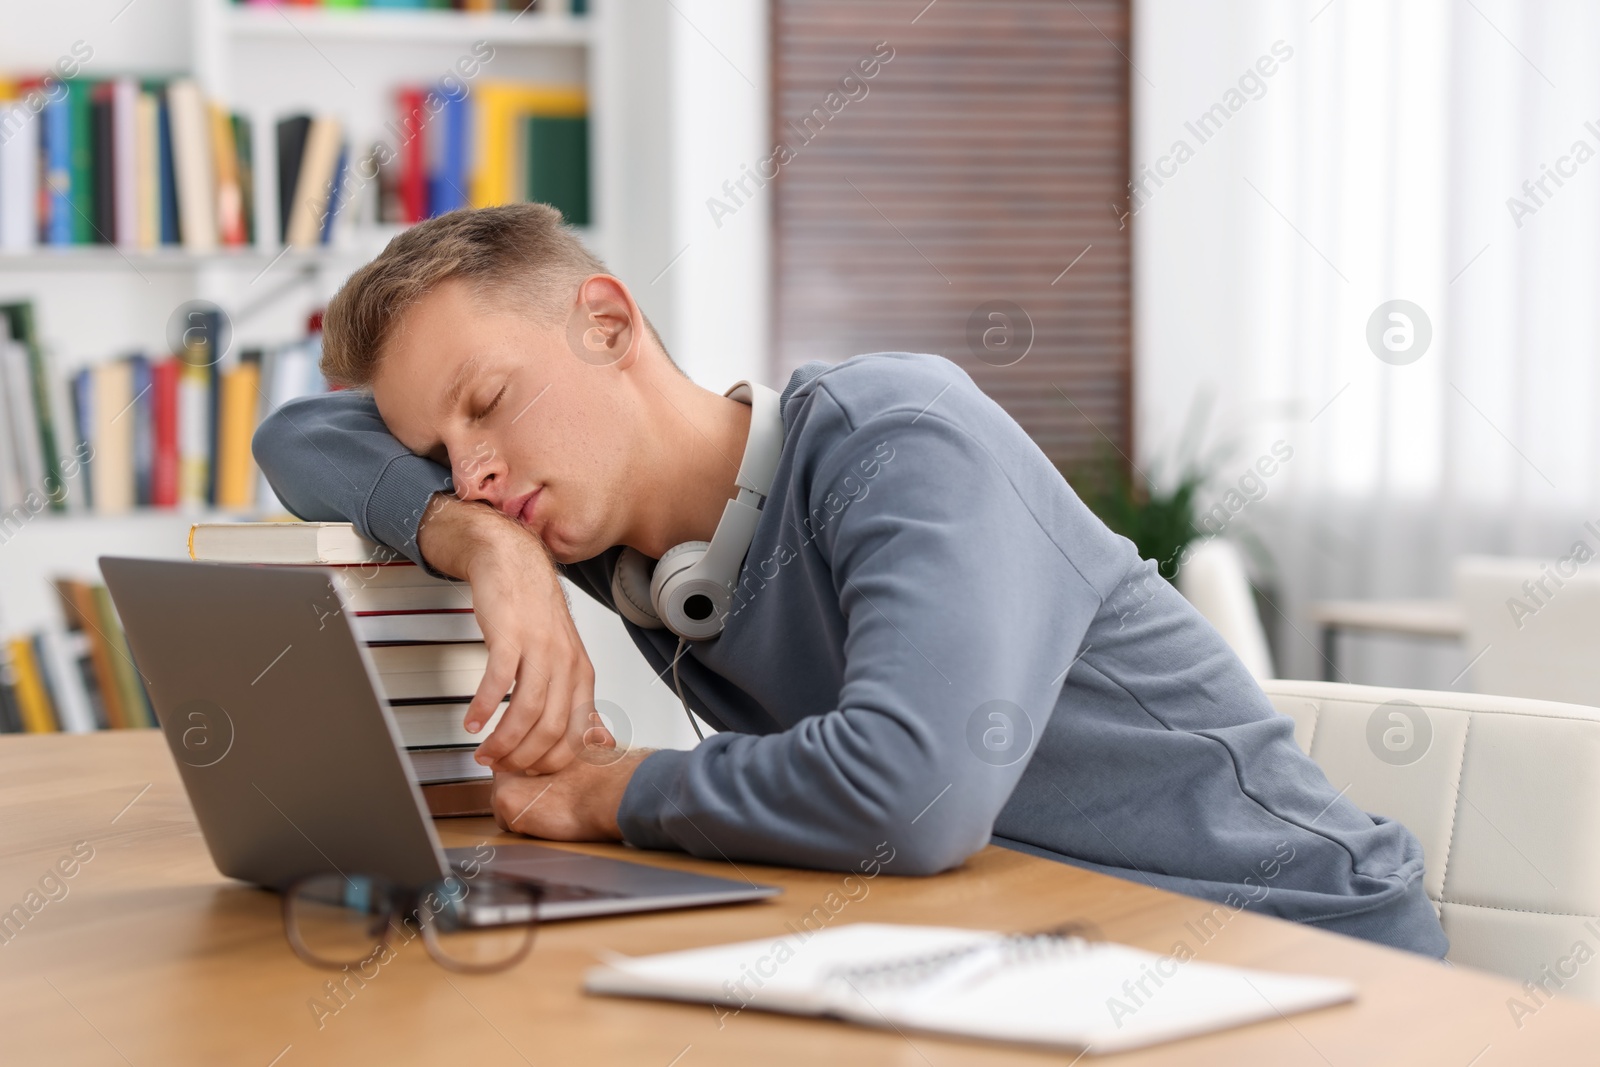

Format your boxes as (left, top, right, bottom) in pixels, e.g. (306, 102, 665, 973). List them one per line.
(254, 351, 1447, 957)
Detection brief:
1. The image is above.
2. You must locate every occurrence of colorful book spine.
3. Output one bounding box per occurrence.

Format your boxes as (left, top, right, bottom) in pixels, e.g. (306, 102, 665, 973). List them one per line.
(397, 87, 426, 223)
(134, 88, 159, 249)
(216, 354, 260, 510)
(61, 579, 127, 729)
(71, 367, 93, 510)
(90, 81, 116, 243)
(211, 102, 246, 246)
(43, 89, 72, 245)
(129, 354, 153, 506)
(92, 584, 153, 728)
(0, 102, 37, 251)
(156, 86, 180, 245)
(176, 356, 211, 509)
(65, 79, 95, 244)
(89, 359, 134, 514)
(151, 357, 179, 507)
(0, 302, 66, 511)
(7, 636, 58, 733)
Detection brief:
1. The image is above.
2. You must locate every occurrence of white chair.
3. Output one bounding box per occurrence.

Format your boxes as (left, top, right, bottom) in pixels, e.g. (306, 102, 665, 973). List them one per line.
(1260, 678, 1600, 999)
(1177, 538, 1275, 679)
(1455, 555, 1600, 705)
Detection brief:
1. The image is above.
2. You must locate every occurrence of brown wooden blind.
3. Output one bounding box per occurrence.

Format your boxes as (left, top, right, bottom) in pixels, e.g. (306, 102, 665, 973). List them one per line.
(770, 0, 1132, 464)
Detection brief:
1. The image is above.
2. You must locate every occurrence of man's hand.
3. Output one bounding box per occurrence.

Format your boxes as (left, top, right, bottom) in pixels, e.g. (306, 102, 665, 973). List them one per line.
(417, 493, 610, 775)
(489, 747, 651, 841)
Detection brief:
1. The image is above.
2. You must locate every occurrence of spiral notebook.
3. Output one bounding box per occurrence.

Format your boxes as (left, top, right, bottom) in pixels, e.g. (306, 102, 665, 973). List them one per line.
(584, 922, 1356, 1055)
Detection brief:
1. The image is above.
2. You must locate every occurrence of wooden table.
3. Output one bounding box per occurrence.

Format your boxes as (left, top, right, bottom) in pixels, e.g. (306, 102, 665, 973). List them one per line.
(2, 732, 1595, 1066)
(1310, 599, 1467, 682)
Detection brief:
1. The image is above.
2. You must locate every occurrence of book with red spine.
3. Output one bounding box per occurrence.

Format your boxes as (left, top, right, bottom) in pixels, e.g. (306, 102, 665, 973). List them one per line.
(150, 356, 179, 507)
(397, 87, 427, 224)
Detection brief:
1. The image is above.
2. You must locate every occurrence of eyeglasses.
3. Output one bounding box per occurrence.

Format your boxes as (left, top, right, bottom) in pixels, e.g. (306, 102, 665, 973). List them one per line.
(282, 870, 541, 974)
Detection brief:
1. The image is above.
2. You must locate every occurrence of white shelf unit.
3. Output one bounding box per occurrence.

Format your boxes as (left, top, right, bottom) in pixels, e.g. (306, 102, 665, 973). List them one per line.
(0, 0, 765, 753)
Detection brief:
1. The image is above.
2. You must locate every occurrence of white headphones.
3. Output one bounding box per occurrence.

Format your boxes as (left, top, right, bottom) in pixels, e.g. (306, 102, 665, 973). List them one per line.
(609, 380, 785, 641)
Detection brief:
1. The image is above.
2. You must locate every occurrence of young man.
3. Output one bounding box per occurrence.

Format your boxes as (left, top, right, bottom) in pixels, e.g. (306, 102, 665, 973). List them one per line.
(254, 204, 1448, 958)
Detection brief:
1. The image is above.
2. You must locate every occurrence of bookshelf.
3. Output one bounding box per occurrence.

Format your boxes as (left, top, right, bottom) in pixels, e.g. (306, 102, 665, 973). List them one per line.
(0, 0, 624, 691)
(0, 0, 766, 750)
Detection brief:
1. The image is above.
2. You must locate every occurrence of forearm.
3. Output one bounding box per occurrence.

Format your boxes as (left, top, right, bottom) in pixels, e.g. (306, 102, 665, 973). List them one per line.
(417, 493, 545, 581)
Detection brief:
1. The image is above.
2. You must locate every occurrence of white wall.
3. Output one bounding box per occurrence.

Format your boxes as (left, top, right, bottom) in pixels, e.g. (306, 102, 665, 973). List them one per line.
(665, 0, 770, 391)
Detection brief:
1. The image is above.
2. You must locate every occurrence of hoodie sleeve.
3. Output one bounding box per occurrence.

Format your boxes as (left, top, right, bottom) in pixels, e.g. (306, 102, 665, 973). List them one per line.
(252, 390, 452, 572)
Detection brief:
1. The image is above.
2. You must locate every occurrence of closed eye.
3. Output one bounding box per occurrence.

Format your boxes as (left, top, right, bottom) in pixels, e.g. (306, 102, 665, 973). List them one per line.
(474, 384, 507, 422)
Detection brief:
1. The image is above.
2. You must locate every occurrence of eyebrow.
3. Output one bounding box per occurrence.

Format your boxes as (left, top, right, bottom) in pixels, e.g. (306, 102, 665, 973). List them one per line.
(442, 354, 485, 412)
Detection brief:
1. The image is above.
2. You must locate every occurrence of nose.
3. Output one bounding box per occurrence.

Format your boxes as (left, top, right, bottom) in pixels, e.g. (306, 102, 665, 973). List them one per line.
(452, 442, 506, 508)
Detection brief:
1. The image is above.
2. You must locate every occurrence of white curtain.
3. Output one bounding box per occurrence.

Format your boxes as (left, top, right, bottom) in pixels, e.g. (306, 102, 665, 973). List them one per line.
(1133, 0, 1600, 688)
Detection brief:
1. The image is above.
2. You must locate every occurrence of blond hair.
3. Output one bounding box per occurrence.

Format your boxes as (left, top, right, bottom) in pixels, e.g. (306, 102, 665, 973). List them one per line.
(320, 204, 608, 387)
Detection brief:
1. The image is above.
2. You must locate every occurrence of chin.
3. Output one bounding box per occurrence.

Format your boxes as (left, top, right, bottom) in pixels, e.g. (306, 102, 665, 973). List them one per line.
(538, 527, 588, 566)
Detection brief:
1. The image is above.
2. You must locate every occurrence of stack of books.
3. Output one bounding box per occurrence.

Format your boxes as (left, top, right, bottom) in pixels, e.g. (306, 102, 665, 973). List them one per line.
(189, 520, 503, 816)
(0, 577, 155, 734)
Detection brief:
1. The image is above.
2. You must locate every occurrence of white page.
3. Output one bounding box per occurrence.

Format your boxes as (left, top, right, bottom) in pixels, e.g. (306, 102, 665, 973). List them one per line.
(586, 924, 994, 1014)
(588, 923, 1355, 1055)
(829, 939, 1355, 1054)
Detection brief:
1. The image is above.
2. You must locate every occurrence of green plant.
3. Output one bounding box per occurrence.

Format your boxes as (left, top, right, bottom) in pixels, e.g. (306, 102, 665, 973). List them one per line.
(1059, 394, 1230, 582)
(1066, 448, 1210, 581)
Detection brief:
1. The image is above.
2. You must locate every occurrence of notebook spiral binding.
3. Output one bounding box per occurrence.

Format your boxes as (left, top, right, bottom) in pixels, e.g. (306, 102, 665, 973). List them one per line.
(826, 921, 1102, 991)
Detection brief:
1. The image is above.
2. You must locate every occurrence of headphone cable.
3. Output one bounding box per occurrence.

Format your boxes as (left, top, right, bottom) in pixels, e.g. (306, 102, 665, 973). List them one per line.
(671, 636, 705, 742)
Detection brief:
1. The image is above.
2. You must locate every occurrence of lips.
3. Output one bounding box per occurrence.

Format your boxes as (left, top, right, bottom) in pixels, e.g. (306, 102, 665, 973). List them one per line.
(515, 488, 541, 526)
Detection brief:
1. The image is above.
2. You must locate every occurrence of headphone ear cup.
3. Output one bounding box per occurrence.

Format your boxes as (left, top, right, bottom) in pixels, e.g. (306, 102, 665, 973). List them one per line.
(649, 541, 709, 610)
(611, 548, 666, 629)
(652, 540, 735, 641)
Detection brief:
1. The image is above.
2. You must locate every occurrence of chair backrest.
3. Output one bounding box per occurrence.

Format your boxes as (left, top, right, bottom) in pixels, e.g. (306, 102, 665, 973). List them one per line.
(1455, 554, 1600, 705)
(1260, 678, 1600, 1000)
(1176, 538, 1275, 679)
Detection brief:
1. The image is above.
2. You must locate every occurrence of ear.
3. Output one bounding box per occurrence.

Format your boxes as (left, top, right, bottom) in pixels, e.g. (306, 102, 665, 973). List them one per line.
(568, 274, 643, 369)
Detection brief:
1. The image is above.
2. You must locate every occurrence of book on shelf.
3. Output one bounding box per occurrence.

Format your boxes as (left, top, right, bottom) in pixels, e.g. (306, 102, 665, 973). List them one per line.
(0, 300, 75, 516)
(5, 636, 59, 733)
(0, 99, 37, 251)
(187, 519, 498, 774)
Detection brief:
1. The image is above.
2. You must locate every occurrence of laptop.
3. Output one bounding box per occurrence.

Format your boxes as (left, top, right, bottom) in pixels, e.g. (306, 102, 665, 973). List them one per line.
(99, 556, 779, 920)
